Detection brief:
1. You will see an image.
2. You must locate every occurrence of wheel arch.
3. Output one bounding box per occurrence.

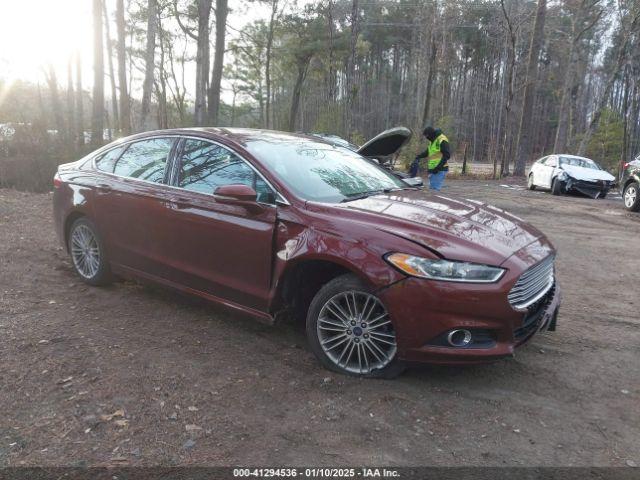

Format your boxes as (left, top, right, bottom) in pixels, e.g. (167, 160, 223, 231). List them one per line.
(623, 175, 640, 191)
(63, 211, 88, 252)
(272, 257, 373, 322)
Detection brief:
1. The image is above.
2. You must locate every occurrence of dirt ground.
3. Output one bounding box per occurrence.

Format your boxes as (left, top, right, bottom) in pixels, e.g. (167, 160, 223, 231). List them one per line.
(0, 179, 639, 468)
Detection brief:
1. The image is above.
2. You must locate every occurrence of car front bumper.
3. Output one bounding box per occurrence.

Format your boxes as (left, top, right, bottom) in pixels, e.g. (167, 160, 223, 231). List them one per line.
(378, 276, 561, 366)
(565, 178, 611, 198)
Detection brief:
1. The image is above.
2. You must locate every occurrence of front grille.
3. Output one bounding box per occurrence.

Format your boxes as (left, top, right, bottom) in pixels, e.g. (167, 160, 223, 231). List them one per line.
(508, 256, 555, 310)
(513, 283, 555, 341)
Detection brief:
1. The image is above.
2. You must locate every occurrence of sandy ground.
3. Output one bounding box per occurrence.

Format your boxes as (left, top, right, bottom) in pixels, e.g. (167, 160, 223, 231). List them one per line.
(0, 179, 638, 468)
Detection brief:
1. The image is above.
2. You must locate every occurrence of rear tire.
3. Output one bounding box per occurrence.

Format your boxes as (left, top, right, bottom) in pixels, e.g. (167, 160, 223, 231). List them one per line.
(551, 178, 564, 196)
(306, 274, 405, 379)
(624, 182, 640, 211)
(527, 173, 536, 190)
(68, 217, 112, 286)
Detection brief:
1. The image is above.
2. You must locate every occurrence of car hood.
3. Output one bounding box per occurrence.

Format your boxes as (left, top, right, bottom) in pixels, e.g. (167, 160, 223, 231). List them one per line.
(561, 165, 615, 182)
(332, 191, 546, 265)
(357, 127, 412, 158)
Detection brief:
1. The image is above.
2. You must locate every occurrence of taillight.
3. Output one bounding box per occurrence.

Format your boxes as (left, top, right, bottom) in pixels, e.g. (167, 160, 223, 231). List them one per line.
(53, 174, 63, 189)
(623, 162, 630, 170)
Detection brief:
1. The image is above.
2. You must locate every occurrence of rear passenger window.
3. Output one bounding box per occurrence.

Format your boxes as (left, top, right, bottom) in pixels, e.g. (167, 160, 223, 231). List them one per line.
(112, 138, 174, 183)
(95, 146, 126, 173)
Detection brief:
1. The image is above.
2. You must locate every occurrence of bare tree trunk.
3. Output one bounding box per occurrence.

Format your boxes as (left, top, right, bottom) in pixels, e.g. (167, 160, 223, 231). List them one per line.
(91, 0, 105, 146)
(75, 52, 85, 147)
(66, 58, 76, 144)
(44, 65, 65, 140)
(103, 0, 119, 138)
(513, 0, 546, 176)
(499, 0, 517, 176)
(289, 57, 311, 131)
(554, 4, 603, 152)
(173, 0, 212, 125)
(345, 0, 359, 139)
(166, 32, 187, 125)
(265, 0, 279, 129)
(578, 11, 639, 155)
(140, 0, 157, 131)
(554, 41, 577, 153)
(156, 10, 169, 129)
(421, 33, 437, 126)
(116, 0, 131, 135)
(230, 84, 237, 126)
(208, 0, 228, 126)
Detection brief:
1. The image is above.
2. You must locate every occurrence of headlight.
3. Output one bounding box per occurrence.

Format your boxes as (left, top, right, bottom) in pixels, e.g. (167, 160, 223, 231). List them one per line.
(557, 170, 568, 180)
(386, 253, 505, 283)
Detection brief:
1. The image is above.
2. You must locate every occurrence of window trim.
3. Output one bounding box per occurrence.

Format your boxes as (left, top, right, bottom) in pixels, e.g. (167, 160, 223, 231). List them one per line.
(171, 136, 289, 207)
(91, 134, 289, 206)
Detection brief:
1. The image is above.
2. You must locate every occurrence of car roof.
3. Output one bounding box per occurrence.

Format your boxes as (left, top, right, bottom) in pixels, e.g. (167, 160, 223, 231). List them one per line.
(125, 127, 330, 147)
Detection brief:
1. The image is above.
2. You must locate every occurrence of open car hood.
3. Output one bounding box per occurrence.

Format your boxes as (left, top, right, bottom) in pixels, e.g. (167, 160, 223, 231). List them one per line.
(561, 165, 615, 182)
(357, 127, 412, 158)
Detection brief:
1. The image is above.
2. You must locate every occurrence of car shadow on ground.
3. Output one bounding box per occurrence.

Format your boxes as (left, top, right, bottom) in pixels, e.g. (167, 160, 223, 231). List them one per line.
(106, 273, 540, 386)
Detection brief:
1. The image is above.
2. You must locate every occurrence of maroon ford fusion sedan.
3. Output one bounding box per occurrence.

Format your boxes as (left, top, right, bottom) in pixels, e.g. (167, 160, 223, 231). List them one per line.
(53, 128, 560, 378)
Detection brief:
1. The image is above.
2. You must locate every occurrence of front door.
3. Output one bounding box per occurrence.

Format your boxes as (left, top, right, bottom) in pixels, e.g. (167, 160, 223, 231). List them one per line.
(163, 138, 277, 311)
(541, 156, 558, 187)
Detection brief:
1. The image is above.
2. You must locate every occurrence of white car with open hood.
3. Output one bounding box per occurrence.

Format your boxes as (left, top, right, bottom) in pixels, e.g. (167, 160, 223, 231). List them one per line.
(528, 154, 615, 199)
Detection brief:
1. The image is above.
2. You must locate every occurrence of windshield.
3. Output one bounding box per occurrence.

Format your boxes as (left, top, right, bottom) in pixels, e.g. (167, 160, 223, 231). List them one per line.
(559, 156, 600, 170)
(244, 136, 408, 203)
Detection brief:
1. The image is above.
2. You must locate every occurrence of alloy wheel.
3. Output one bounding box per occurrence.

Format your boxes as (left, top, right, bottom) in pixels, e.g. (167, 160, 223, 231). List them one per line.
(625, 185, 637, 208)
(70, 224, 101, 279)
(316, 290, 397, 375)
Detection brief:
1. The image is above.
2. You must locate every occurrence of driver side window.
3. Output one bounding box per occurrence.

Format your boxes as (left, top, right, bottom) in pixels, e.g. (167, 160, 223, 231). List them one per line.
(546, 156, 558, 167)
(177, 139, 276, 204)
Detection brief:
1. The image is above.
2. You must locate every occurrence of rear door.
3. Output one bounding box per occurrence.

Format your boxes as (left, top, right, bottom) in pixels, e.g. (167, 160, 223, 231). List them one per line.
(162, 137, 278, 311)
(92, 137, 177, 275)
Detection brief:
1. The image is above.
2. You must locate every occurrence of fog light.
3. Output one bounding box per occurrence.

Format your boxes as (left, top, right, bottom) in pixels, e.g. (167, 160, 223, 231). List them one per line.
(447, 329, 472, 347)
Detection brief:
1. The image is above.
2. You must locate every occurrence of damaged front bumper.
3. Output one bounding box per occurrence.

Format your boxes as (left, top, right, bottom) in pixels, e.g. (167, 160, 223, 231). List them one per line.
(379, 276, 561, 366)
(565, 177, 611, 198)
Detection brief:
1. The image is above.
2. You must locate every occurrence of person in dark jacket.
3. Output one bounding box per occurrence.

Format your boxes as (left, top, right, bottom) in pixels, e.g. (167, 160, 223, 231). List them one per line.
(408, 126, 450, 191)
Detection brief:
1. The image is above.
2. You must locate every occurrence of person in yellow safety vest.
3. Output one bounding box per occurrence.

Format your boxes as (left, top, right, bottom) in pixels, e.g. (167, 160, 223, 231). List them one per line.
(408, 126, 451, 191)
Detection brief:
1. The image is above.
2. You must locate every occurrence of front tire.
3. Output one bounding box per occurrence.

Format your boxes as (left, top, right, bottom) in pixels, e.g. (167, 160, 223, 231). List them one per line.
(624, 182, 640, 211)
(306, 274, 404, 378)
(68, 217, 112, 286)
(527, 173, 536, 190)
(551, 178, 564, 196)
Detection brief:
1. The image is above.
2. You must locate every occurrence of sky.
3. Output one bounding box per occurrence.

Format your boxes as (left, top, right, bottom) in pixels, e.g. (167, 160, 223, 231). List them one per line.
(0, 0, 94, 81)
(0, 0, 275, 101)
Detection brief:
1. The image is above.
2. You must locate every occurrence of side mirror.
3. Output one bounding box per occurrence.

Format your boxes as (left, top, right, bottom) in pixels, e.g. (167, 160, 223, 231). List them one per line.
(214, 184, 263, 213)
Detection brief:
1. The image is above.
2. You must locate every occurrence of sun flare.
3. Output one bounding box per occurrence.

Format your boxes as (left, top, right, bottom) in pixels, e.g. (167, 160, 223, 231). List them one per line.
(0, 0, 93, 81)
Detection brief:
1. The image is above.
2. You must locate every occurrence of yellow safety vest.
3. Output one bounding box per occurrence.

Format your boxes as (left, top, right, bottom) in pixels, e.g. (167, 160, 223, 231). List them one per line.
(427, 133, 449, 170)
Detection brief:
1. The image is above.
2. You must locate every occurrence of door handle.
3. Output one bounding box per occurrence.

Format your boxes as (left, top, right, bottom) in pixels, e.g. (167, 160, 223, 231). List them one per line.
(96, 183, 112, 193)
